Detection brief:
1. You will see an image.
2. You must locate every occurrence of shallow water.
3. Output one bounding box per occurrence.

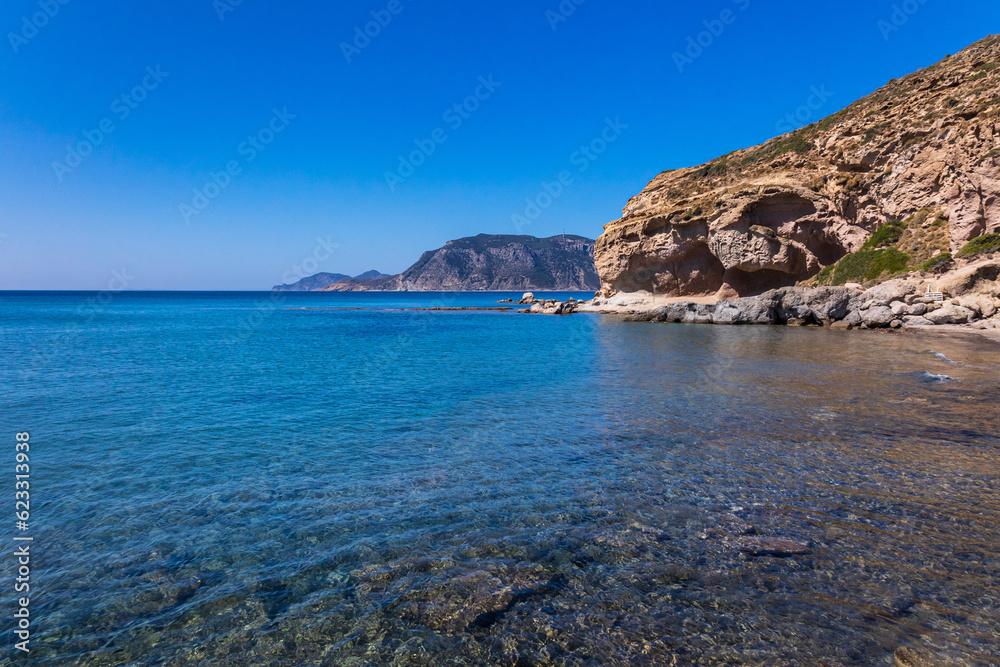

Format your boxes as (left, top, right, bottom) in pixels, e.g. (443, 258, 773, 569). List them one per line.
(2, 291, 999, 665)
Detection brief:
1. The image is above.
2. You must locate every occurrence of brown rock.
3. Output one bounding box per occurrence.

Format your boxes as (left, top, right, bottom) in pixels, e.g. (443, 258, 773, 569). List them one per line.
(594, 35, 1000, 300)
(894, 646, 941, 667)
(733, 537, 811, 557)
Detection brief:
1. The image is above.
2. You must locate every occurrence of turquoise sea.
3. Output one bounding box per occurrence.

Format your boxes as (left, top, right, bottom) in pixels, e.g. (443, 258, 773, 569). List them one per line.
(2, 291, 1000, 665)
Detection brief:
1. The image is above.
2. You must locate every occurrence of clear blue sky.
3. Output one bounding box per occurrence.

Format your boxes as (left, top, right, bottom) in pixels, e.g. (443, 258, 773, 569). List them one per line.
(1, 0, 997, 289)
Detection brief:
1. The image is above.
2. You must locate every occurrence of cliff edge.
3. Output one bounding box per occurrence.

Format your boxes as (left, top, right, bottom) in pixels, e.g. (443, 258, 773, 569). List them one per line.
(595, 34, 1000, 299)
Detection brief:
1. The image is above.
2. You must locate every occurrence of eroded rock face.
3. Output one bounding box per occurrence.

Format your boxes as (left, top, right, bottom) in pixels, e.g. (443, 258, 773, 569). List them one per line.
(595, 34, 1000, 298)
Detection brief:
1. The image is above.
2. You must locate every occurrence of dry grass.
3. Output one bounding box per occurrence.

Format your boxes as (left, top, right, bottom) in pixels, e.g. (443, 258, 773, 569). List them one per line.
(896, 209, 951, 264)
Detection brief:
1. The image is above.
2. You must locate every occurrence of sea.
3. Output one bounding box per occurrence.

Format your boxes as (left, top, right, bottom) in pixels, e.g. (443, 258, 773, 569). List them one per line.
(1, 291, 999, 666)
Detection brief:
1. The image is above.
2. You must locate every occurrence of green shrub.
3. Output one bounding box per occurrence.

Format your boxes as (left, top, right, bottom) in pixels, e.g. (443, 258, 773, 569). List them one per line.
(773, 135, 814, 156)
(957, 233, 1000, 257)
(862, 220, 907, 249)
(813, 264, 835, 284)
(816, 110, 845, 133)
(823, 248, 911, 285)
(916, 252, 952, 272)
(741, 133, 814, 166)
(692, 160, 729, 179)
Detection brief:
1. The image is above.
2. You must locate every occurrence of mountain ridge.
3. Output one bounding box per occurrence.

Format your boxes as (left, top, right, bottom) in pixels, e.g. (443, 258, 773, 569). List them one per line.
(272, 234, 601, 292)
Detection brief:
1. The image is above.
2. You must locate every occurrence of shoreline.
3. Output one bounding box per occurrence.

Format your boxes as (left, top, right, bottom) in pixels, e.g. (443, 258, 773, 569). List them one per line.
(537, 284, 1000, 346)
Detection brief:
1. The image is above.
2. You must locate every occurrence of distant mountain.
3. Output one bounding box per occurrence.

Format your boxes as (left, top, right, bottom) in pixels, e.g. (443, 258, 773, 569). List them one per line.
(321, 234, 600, 291)
(272, 272, 352, 292)
(353, 270, 391, 280)
(273, 270, 390, 291)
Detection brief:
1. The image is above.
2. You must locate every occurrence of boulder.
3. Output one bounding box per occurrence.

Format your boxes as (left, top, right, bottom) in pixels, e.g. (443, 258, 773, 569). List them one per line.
(641, 304, 691, 323)
(955, 294, 997, 319)
(771, 286, 857, 323)
(862, 305, 895, 328)
(553, 301, 576, 315)
(712, 295, 779, 324)
(852, 280, 919, 311)
(519, 292, 536, 304)
(936, 261, 1000, 297)
(844, 311, 862, 327)
(924, 303, 976, 325)
(902, 315, 934, 327)
(891, 301, 909, 317)
(681, 304, 714, 324)
(907, 303, 928, 316)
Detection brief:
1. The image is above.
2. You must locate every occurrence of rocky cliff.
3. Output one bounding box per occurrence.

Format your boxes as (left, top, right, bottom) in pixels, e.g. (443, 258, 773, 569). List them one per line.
(321, 234, 600, 291)
(595, 34, 1000, 299)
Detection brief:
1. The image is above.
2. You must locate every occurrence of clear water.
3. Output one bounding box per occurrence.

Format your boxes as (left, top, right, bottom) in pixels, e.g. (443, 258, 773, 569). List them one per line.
(2, 292, 999, 666)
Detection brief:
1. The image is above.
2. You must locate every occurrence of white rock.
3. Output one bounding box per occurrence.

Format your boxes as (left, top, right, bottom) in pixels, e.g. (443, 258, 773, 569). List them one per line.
(924, 303, 976, 325)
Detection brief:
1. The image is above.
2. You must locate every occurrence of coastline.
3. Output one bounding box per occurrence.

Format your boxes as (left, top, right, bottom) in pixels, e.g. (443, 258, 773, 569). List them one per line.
(555, 283, 1000, 346)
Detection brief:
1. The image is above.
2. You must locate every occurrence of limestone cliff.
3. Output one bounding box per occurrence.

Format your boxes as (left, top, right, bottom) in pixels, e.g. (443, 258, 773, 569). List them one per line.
(322, 234, 600, 292)
(595, 34, 1000, 298)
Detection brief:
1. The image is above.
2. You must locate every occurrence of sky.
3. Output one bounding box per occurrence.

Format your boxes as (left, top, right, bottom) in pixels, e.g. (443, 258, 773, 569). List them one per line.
(1, 0, 998, 290)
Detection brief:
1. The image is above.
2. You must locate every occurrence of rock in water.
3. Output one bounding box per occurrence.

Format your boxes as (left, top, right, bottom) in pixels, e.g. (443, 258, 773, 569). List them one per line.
(893, 646, 940, 667)
(733, 537, 811, 557)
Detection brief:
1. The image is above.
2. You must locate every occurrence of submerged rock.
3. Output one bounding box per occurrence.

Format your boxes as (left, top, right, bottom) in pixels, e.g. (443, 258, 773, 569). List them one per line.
(893, 646, 940, 667)
(732, 537, 811, 557)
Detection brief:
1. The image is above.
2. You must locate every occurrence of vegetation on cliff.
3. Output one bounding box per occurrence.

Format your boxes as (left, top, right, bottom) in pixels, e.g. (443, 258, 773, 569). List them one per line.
(958, 233, 1000, 257)
(810, 209, 952, 286)
(595, 33, 1000, 299)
